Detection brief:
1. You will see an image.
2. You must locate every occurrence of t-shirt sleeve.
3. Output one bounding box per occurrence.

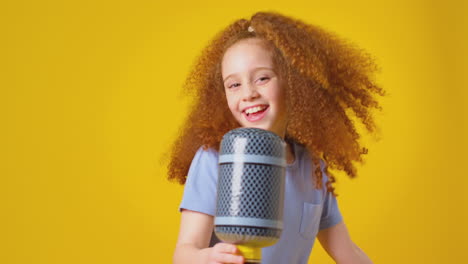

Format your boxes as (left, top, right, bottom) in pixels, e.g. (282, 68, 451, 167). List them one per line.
(178, 147, 219, 216)
(319, 159, 343, 230)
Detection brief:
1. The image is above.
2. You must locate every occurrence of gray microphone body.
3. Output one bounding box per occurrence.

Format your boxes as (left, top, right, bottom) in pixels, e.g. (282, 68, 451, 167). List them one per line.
(215, 127, 286, 263)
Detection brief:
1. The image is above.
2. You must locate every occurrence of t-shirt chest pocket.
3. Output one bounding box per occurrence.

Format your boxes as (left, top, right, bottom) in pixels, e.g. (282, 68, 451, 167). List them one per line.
(299, 202, 323, 240)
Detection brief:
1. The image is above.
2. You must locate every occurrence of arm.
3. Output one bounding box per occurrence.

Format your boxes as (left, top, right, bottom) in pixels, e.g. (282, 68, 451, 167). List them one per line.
(317, 221, 373, 264)
(173, 209, 244, 264)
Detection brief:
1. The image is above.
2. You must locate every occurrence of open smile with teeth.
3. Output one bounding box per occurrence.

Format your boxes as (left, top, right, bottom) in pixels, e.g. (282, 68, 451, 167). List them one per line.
(244, 105, 268, 116)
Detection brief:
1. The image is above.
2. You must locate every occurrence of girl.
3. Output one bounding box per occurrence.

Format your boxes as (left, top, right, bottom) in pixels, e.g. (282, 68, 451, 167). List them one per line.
(169, 11, 384, 264)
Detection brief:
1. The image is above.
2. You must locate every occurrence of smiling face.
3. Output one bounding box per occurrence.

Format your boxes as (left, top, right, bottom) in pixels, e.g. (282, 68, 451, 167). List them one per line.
(221, 38, 288, 138)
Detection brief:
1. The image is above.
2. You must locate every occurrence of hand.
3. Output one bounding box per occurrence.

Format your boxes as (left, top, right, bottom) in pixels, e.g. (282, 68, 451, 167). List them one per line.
(207, 243, 244, 264)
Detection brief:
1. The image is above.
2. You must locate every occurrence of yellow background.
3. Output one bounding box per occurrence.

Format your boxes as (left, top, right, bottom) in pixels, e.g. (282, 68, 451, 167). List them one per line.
(1, 0, 466, 263)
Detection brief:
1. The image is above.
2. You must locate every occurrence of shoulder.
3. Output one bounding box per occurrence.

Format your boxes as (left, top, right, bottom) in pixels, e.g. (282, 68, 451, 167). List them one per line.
(180, 146, 219, 214)
(191, 146, 219, 165)
(188, 145, 219, 173)
(185, 146, 219, 184)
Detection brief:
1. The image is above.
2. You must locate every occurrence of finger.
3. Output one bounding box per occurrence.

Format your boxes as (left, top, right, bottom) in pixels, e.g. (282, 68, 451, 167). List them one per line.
(214, 252, 244, 264)
(214, 243, 239, 254)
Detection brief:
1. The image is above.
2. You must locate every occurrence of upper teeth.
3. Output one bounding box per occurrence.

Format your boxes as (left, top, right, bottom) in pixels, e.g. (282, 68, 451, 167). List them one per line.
(245, 106, 266, 115)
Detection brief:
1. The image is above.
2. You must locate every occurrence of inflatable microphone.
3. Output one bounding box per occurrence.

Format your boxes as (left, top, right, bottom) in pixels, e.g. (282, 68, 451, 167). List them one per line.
(215, 128, 286, 264)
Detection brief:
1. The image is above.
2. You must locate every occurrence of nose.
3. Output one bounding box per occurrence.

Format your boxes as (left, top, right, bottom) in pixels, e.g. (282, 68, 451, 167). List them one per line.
(241, 83, 260, 101)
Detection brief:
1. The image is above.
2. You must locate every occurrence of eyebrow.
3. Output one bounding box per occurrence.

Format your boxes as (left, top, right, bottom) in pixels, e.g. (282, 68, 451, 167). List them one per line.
(223, 67, 275, 83)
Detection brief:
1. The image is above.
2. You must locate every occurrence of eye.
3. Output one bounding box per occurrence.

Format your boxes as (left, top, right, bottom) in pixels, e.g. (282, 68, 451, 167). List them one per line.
(227, 83, 240, 89)
(257, 76, 270, 83)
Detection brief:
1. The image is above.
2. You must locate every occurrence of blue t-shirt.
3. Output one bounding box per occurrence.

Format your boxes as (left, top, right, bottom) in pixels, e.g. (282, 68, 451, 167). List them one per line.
(179, 142, 342, 264)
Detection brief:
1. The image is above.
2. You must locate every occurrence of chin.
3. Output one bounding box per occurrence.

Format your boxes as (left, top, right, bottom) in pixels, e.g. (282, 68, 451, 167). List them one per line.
(242, 124, 272, 132)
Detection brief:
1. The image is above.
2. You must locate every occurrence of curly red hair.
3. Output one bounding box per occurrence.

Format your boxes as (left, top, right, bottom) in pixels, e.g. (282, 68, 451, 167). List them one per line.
(165, 11, 385, 195)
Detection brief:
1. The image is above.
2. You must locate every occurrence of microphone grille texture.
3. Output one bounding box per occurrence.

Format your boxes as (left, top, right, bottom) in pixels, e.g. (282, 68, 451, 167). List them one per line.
(219, 128, 285, 158)
(215, 128, 286, 247)
(216, 164, 283, 218)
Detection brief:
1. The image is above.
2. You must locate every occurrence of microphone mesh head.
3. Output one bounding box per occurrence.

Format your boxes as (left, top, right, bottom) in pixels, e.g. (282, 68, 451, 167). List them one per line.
(215, 128, 286, 247)
(217, 164, 283, 218)
(219, 128, 285, 157)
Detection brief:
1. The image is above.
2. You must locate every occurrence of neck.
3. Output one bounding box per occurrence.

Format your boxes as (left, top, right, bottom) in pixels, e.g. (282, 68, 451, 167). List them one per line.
(286, 141, 295, 165)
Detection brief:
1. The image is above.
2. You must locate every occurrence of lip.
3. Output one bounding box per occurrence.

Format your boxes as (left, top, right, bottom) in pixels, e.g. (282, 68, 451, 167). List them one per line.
(243, 105, 269, 123)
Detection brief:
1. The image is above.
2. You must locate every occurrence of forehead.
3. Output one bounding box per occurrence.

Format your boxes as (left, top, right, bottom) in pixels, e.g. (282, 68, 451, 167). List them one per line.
(221, 38, 274, 76)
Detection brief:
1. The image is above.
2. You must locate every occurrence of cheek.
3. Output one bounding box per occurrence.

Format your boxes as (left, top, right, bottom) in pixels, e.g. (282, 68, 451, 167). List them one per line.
(270, 87, 286, 109)
(225, 94, 238, 114)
